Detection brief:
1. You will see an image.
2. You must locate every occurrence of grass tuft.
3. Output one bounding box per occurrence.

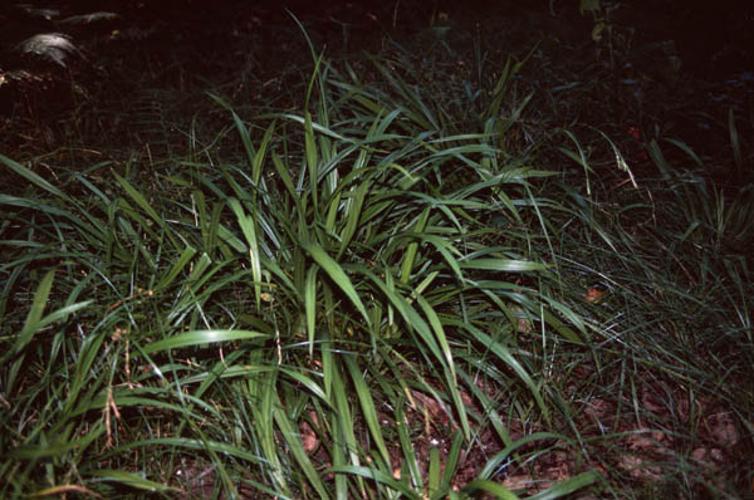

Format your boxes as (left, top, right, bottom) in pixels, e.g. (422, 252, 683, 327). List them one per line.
(2, 28, 752, 498)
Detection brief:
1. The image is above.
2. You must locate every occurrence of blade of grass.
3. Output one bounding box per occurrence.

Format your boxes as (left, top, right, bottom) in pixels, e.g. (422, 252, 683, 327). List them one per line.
(301, 241, 371, 329)
(142, 329, 268, 354)
(344, 356, 391, 468)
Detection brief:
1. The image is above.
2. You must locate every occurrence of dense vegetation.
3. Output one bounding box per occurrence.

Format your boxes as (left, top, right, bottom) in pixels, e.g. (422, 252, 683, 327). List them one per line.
(1, 1, 752, 497)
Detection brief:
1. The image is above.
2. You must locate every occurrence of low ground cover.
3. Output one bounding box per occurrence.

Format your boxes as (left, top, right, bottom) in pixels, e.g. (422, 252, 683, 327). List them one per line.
(1, 3, 752, 497)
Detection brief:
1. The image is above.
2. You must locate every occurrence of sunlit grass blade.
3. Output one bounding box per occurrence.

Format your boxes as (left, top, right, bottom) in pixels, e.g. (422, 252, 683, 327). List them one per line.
(228, 197, 263, 309)
(0, 153, 68, 199)
(301, 241, 371, 329)
(414, 294, 470, 438)
(345, 356, 391, 468)
(400, 208, 430, 284)
(113, 172, 177, 247)
(395, 403, 423, 490)
(526, 470, 602, 500)
(330, 359, 366, 496)
(248, 366, 290, 494)
(459, 257, 549, 272)
(154, 245, 197, 291)
(337, 179, 370, 259)
(304, 264, 318, 357)
(328, 465, 420, 499)
(88, 470, 179, 494)
(428, 445, 441, 496)
(461, 480, 518, 500)
(13, 269, 55, 351)
(304, 110, 319, 211)
(477, 432, 568, 480)
(438, 431, 464, 494)
(142, 329, 268, 354)
(449, 319, 549, 422)
(272, 400, 329, 499)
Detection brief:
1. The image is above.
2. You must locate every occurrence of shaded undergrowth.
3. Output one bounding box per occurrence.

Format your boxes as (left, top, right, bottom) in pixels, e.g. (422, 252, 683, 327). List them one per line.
(1, 29, 753, 499)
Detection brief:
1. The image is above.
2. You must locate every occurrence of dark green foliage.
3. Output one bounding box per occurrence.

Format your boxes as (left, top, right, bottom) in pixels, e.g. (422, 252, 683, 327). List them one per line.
(1, 10, 752, 498)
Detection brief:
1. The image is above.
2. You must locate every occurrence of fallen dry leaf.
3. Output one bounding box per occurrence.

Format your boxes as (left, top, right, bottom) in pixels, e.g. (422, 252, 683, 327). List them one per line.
(693, 447, 724, 464)
(511, 305, 533, 334)
(300, 411, 320, 454)
(618, 454, 662, 480)
(626, 429, 668, 451)
(706, 411, 739, 447)
(501, 474, 533, 491)
(640, 388, 666, 414)
(392, 467, 401, 480)
(691, 447, 708, 462)
(584, 397, 610, 420)
(584, 287, 608, 303)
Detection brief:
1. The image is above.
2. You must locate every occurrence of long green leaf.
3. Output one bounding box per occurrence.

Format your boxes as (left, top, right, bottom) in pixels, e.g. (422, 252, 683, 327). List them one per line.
(345, 356, 391, 468)
(142, 329, 267, 354)
(301, 241, 371, 329)
(527, 470, 602, 500)
(228, 197, 263, 309)
(460, 258, 549, 272)
(478, 432, 566, 480)
(273, 399, 329, 499)
(305, 264, 318, 357)
(0, 153, 68, 199)
(462, 480, 518, 500)
(89, 470, 177, 493)
(15, 269, 56, 352)
(328, 466, 420, 499)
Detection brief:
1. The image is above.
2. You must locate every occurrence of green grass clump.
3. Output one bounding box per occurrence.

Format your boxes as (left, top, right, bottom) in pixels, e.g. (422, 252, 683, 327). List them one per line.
(1, 43, 752, 498)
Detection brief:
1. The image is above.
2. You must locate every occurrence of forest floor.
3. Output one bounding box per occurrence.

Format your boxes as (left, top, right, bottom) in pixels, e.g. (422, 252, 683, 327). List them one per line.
(1, 1, 753, 498)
